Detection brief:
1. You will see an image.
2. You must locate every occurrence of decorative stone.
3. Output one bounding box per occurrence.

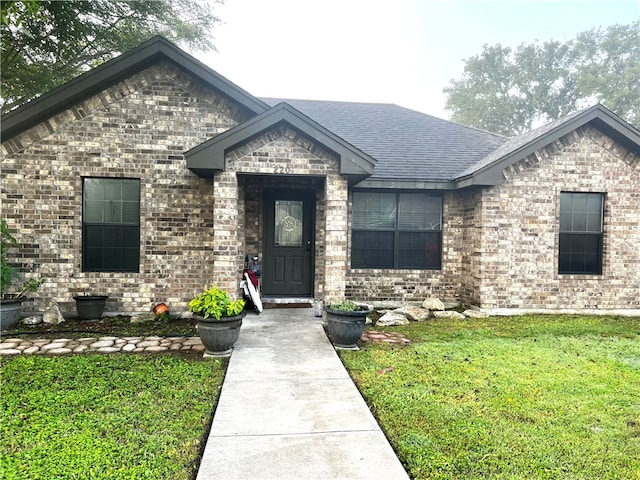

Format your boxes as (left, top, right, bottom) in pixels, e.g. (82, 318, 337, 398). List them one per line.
(144, 346, 169, 352)
(422, 298, 445, 311)
(0, 342, 19, 350)
(89, 340, 114, 349)
(372, 301, 404, 310)
(137, 340, 160, 348)
(376, 311, 410, 326)
(96, 347, 120, 353)
(22, 315, 43, 325)
(463, 309, 490, 318)
(395, 305, 431, 322)
(48, 348, 72, 355)
(0, 349, 21, 355)
(122, 344, 137, 352)
(433, 310, 466, 320)
(42, 303, 65, 325)
(41, 342, 68, 351)
(22, 346, 40, 354)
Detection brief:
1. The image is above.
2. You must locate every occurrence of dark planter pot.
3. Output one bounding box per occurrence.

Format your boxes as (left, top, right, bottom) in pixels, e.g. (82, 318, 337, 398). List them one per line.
(74, 295, 108, 320)
(324, 306, 372, 349)
(0, 297, 23, 330)
(195, 311, 246, 357)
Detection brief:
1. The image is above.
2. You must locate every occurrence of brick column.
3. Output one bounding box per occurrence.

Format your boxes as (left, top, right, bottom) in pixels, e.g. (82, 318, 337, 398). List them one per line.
(211, 171, 241, 297)
(323, 173, 348, 304)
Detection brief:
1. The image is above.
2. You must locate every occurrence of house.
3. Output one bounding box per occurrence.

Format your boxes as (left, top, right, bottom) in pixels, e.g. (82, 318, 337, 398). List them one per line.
(2, 36, 639, 315)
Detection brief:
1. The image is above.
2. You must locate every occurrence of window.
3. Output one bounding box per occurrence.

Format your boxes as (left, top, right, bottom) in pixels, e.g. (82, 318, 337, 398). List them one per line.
(352, 192, 442, 269)
(82, 178, 140, 272)
(558, 192, 604, 275)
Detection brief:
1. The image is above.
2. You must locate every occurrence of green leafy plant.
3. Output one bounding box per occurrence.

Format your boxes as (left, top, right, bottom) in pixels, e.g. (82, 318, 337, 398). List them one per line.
(0, 219, 19, 296)
(189, 286, 245, 320)
(1, 219, 43, 299)
(328, 300, 369, 312)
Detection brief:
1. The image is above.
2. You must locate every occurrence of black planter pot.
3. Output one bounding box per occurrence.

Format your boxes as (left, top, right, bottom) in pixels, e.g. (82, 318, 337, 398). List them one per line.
(324, 306, 372, 349)
(0, 297, 23, 330)
(73, 295, 108, 320)
(195, 311, 246, 357)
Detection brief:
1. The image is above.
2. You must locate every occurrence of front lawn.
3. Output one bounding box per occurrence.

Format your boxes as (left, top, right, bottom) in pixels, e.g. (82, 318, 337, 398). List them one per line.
(1, 353, 224, 479)
(341, 315, 640, 480)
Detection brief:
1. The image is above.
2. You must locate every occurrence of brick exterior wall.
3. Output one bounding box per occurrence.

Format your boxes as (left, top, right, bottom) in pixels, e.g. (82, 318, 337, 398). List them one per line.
(1, 62, 254, 314)
(2, 60, 638, 314)
(345, 127, 639, 311)
(476, 126, 640, 309)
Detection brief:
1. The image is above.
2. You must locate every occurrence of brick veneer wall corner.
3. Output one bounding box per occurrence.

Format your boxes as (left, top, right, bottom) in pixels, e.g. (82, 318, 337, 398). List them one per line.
(477, 126, 640, 310)
(1, 62, 254, 313)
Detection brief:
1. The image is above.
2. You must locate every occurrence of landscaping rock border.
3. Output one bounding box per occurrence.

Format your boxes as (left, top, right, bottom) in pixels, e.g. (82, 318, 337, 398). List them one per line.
(368, 298, 489, 326)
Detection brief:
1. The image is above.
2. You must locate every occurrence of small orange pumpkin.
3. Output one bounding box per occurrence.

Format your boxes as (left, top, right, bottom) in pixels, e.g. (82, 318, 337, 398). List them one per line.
(153, 303, 169, 316)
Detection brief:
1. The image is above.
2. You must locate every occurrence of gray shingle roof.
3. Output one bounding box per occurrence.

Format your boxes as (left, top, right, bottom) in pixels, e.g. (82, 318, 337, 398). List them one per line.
(261, 98, 507, 184)
(455, 104, 640, 185)
(455, 109, 586, 179)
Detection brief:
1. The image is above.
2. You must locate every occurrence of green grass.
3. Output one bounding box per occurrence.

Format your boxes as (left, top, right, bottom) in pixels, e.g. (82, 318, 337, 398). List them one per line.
(1, 353, 224, 479)
(340, 315, 640, 480)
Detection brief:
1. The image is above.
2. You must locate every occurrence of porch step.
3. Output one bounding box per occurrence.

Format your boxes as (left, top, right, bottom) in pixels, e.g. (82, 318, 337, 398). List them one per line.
(261, 297, 313, 309)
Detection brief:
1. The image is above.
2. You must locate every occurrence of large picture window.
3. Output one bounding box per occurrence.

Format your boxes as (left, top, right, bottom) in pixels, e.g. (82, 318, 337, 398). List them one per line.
(82, 178, 140, 272)
(352, 192, 442, 269)
(558, 192, 604, 275)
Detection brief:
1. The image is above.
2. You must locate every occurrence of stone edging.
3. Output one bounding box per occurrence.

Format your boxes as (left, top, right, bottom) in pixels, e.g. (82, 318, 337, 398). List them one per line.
(0, 336, 204, 356)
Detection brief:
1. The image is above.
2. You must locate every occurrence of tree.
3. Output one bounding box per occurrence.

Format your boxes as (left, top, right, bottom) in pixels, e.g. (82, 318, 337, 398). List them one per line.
(443, 21, 640, 136)
(1, 0, 220, 112)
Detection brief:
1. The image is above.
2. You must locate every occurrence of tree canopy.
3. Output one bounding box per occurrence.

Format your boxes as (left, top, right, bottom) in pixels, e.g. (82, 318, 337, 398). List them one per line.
(443, 21, 640, 136)
(1, 0, 220, 112)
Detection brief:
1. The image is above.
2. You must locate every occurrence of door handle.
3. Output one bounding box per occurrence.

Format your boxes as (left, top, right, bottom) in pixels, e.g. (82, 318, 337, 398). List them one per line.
(306, 240, 312, 252)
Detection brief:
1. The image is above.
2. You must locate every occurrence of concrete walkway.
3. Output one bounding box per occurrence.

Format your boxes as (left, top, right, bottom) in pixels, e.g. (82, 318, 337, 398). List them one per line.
(196, 308, 409, 480)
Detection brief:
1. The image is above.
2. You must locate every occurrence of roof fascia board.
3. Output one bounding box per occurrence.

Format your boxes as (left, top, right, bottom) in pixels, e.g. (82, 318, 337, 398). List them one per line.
(457, 105, 640, 187)
(186, 103, 377, 177)
(1, 36, 268, 140)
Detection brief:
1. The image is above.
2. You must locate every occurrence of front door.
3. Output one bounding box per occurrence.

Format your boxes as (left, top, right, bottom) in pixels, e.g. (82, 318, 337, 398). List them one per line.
(263, 188, 315, 297)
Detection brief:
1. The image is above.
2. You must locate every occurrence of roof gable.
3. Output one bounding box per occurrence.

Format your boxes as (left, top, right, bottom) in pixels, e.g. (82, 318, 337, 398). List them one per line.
(1, 36, 268, 141)
(185, 102, 377, 179)
(457, 104, 640, 186)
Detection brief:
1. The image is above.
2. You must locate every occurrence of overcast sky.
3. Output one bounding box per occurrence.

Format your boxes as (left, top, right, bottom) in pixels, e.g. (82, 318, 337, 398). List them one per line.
(193, 0, 639, 119)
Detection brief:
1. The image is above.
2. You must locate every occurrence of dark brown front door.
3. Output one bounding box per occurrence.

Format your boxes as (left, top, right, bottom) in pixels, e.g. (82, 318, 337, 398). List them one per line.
(263, 188, 315, 297)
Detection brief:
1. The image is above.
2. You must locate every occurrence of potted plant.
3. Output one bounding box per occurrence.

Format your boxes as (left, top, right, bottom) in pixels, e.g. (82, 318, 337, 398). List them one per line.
(73, 293, 109, 320)
(324, 300, 372, 349)
(189, 286, 246, 357)
(1, 219, 43, 329)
